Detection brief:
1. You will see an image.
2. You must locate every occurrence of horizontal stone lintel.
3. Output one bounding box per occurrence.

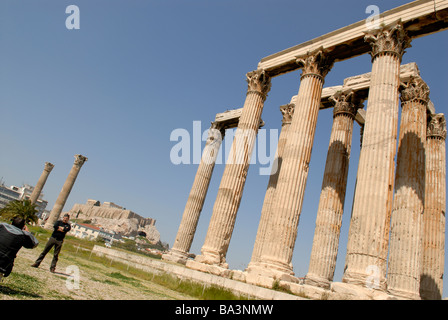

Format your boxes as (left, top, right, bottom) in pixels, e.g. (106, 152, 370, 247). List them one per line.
(288, 62, 435, 126)
(214, 108, 264, 129)
(258, 0, 448, 77)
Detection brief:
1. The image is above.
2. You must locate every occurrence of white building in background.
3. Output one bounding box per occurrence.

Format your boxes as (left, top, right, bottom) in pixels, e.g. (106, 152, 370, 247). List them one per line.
(0, 183, 48, 218)
(0, 184, 21, 208)
(71, 223, 120, 243)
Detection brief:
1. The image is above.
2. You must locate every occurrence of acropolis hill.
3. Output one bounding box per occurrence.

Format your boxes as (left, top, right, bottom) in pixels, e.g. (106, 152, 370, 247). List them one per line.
(68, 199, 160, 243)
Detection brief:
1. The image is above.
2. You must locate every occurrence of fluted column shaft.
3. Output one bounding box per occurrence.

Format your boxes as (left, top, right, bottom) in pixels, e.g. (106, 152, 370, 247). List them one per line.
(247, 103, 294, 270)
(305, 91, 358, 288)
(44, 155, 87, 229)
(162, 123, 225, 264)
(420, 113, 446, 300)
(387, 76, 429, 299)
(192, 69, 271, 267)
(343, 23, 411, 289)
(29, 162, 54, 204)
(256, 50, 333, 277)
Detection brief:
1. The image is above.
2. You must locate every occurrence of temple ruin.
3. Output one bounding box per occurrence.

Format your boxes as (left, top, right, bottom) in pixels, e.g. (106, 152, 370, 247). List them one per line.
(164, 0, 448, 300)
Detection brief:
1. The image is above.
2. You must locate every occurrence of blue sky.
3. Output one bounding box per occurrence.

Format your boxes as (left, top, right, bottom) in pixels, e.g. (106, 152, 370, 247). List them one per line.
(1, 0, 447, 297)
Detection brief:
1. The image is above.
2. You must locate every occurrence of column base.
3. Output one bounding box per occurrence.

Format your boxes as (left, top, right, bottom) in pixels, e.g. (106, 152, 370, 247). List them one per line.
(185, 259, 231, 278)
(330, 282, 395, 300)
(386, 287, 421, 300)
(253, 255, 294, 274)
(161, 249, 191, 265)
(304, 273, 331, 289)
(342, 270, 387, 291)
(245, 262, 299, 289)
(192, 248, 229, 269)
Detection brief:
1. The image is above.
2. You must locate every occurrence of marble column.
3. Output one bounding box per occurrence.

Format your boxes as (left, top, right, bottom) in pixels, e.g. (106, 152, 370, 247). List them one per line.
(162, 122, 225, 264)
(305, 90, 359, 289)
(252, 49, 334, 281)
(420, 113, 446, 300)
(246, 103, 295, 271)
(29, 162, 54, 204)
(387, 76, 430, 299)
(187, 69, 271, 270)
(44, 154, 87, 229)
(342, 22, 411, 289)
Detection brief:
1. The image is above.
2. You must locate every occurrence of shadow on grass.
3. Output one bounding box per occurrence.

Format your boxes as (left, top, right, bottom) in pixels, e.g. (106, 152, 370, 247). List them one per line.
(0, 272, 45, 299)
(0, 284, 42, 298)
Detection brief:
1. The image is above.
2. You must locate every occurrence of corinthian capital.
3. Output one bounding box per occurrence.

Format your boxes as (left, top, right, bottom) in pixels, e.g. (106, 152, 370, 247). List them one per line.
(74, 154, 88, 167)
(400, 76, 430, 105)
(296, 49, 334, 80)
(427, 113, 447, 140)
(364, 22, 411, 61)
(280, 103, 295, 126)
(329, 90, 359, 119)
(246, 69, 271, 101)
(44, 162, 55, 172)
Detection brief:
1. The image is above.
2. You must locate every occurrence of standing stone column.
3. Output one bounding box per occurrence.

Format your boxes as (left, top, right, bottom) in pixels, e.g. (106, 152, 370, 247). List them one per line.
(305, 90, 359, 289)
(387, 76, 430, 299)
(246, 103, 295, 271)
(187, 69, 271, 270)
(44, 154, 88, 229)
(162, 122, 225, 264)
(342, 22, 411, 289)
(29, 162, 54, 204)
(252, 49, 334, 281)
(420, 113, 446, 300)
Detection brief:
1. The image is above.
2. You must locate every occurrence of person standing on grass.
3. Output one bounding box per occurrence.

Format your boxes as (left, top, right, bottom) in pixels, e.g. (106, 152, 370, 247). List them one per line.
(31, 213, 71, 273)
(0, 216, 39, 280)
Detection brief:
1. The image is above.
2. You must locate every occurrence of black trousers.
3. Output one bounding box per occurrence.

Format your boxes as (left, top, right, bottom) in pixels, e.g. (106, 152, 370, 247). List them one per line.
(34, 237, 63, 270)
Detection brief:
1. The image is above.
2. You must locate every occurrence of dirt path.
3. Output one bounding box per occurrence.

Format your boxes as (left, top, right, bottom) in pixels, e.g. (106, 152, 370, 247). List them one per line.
(0, 247, 197, 300)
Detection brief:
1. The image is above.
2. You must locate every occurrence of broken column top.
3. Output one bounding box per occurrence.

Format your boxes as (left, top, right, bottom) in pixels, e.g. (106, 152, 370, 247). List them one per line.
(214, 108, 264, 129)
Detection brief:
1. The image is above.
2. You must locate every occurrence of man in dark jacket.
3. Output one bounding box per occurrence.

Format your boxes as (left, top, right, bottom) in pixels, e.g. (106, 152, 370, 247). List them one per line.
(0, 216, 39, 279)
(31, 213, 71, 272)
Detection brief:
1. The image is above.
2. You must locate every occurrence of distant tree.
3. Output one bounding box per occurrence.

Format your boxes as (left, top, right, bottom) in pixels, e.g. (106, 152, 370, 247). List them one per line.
(0, 199, 38, 225)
